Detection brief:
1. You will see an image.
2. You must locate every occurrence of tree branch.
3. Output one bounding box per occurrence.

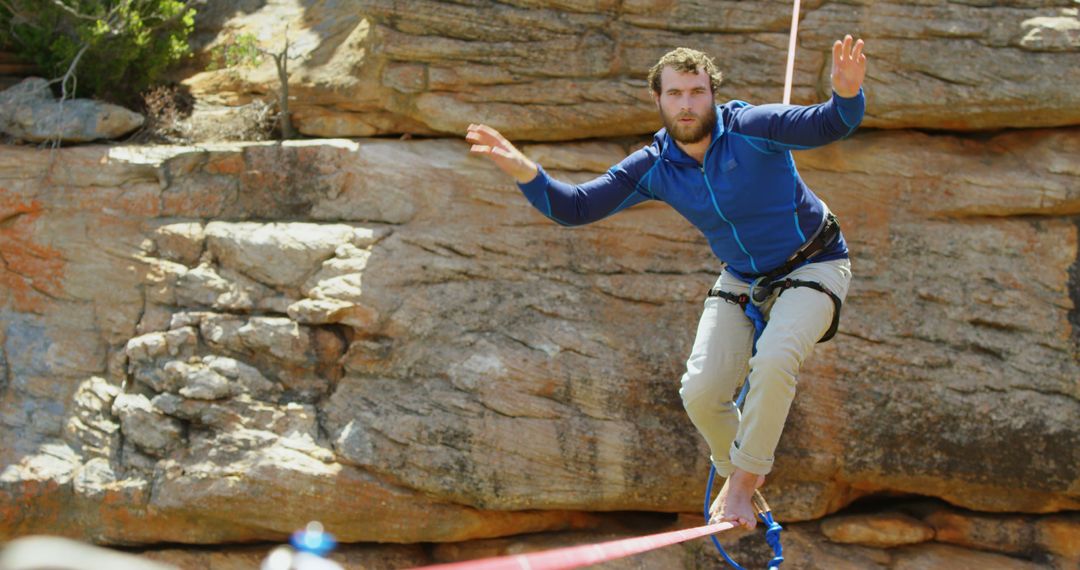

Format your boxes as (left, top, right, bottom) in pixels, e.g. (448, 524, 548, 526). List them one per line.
(43, 40, 91, 149)
(1, 0, 40, 33)
(48, 0, 101, 22)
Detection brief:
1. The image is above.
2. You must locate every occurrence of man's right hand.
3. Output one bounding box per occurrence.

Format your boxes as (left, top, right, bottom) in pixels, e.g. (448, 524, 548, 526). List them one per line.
(466, 124, 539, 184)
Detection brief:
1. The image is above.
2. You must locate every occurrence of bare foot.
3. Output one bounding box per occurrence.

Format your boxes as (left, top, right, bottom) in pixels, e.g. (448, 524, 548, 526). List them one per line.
(709, 469, 765, 530)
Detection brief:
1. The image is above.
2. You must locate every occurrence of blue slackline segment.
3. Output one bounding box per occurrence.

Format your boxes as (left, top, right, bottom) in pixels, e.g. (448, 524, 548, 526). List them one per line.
(703, 298, 784, 569)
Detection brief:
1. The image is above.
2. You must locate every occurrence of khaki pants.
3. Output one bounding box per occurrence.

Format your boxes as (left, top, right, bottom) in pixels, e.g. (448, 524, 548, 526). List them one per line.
(678, 258, 852, 476)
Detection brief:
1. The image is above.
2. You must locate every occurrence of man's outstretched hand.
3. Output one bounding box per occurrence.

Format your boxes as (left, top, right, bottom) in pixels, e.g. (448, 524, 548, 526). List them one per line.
(831, 34, 867, 98)
(466, 124, 539, 184)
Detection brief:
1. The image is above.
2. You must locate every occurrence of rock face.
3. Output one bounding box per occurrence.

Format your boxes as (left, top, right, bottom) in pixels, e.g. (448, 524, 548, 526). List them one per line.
(820, 512, 936, 548)
(1, 1, 1078, 568)
(0, 77, 144, 142)
(0, 130, 1076, 569)
(179, 0, 1080, 139)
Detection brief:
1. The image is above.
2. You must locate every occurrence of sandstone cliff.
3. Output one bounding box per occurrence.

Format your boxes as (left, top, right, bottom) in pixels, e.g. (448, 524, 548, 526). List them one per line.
(1, 1, 1078, 569)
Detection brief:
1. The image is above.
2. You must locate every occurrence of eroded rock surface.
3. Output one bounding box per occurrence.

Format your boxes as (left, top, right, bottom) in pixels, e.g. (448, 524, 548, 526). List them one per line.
(0, 134, 1076, 567)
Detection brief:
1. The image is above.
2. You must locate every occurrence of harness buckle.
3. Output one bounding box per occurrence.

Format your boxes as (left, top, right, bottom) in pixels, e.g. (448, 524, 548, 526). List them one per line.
(707, 288, 751, 309)
(749, 276, 773, 306)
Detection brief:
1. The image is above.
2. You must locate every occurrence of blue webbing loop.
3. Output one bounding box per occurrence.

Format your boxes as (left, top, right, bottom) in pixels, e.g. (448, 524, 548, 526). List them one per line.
(702, 291, 783, 568)
(737, 300, 767, 407)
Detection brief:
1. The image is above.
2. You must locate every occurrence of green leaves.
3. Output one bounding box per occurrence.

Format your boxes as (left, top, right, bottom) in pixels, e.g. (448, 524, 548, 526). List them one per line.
(0, 0, 195, 105)
(207, 33, 263, 72)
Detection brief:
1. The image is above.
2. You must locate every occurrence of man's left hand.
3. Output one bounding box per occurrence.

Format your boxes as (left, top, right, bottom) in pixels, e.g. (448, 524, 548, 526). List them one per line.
(831, 34, 867, 98)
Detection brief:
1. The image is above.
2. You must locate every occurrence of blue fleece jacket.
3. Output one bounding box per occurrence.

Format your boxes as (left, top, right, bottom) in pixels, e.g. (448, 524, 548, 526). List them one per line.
(517, 89, 865, 281)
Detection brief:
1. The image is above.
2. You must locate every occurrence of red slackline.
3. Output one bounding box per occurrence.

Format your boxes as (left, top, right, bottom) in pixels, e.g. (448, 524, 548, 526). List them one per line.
(406, 521, 738, 570)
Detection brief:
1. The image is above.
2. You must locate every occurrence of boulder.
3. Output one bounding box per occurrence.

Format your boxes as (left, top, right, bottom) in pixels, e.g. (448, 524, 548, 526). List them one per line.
(0, 78, 144, 143)
(821, 513, 936, 548)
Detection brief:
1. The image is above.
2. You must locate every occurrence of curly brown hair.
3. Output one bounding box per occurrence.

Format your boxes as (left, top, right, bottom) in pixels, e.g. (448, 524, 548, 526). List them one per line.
(647, 47, 723, 96)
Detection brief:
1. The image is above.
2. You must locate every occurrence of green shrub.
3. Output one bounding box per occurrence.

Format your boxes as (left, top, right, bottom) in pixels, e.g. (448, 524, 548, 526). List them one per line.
(207, 32, 262, 71)
(0, 0, 195, 105)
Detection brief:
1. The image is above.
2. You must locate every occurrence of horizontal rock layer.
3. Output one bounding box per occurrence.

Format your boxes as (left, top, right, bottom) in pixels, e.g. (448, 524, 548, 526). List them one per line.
(178, 0, 1080, 139)
(6, 500, 1075, 569)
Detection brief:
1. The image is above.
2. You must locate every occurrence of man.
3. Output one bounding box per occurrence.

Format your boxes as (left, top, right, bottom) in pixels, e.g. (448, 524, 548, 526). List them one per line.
(467, 35, 867, 530)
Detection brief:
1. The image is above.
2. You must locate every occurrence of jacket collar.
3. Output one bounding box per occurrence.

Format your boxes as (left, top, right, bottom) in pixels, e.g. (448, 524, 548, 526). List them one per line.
(656, 104, 725, 166)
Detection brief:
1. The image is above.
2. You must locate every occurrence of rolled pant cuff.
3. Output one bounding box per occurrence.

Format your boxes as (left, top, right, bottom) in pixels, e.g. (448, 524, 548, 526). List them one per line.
(730, 445, 773, 476)
(711, 456, 734, 478)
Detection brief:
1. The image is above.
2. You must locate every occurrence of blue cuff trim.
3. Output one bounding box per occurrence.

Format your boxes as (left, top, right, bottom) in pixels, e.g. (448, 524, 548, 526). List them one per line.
(517, 164, 548, 197)
(832, 88, 864, 130)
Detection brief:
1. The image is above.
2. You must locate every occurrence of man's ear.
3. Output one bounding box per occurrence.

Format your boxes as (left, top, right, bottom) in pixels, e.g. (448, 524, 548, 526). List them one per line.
(651, 91, 660, 109)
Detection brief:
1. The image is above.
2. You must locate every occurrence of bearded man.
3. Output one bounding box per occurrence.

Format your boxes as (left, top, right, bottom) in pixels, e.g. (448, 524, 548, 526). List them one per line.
(467, 35, 867, 529)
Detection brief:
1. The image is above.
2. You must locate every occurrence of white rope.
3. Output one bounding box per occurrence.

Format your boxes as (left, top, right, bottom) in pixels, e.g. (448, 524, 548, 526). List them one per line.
(782, 0, 802, 105)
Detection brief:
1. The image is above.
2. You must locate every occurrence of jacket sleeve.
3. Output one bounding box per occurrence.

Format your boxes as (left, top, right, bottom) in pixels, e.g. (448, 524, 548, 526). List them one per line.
(515, 148, 656, 226)
(728, 89, 865, 153)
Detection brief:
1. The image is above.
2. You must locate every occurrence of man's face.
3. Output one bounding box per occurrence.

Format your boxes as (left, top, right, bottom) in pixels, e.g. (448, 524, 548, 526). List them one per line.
(654, 66, 716, 145)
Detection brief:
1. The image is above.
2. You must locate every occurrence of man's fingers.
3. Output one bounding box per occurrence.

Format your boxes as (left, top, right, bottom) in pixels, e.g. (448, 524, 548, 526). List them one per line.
(471, 123, 507, 144)
(466, 132, 495, 147)
(467, 124, 515, 151)
(466, 128, 497, 146)
(833, 35, 867, 69)
(469, 144, 516, 163)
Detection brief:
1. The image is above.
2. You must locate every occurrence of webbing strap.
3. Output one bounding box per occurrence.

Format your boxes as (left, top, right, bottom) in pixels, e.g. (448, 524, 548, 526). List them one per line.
(783, 0, 802, 105)
(405, 521, 739, 570)
(777, 279, 843, 343)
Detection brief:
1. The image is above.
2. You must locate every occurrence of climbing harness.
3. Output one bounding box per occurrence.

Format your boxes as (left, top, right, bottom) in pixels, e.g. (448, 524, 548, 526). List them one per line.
(712, 276, 844, 344)
(709, 210, 845, 343)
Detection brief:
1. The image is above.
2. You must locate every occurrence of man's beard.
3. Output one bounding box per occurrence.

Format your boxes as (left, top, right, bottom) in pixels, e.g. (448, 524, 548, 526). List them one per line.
(661, 104, 716, 145)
